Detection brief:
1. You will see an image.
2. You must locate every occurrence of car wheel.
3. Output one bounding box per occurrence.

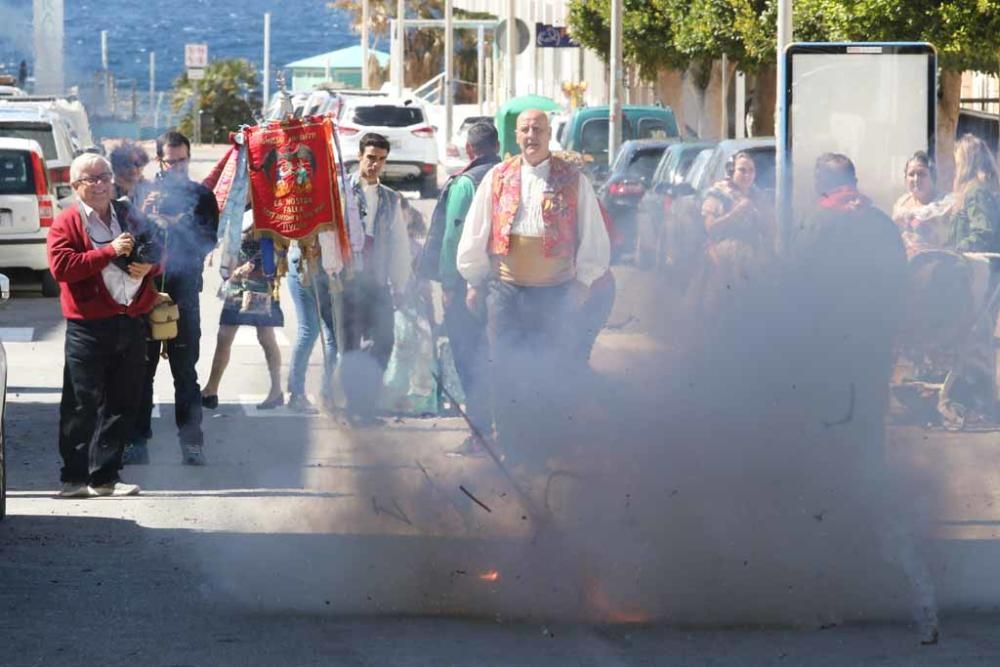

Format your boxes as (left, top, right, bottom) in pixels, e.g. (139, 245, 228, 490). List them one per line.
(420, 173, 439, 200)
(40, 270, 60, 298)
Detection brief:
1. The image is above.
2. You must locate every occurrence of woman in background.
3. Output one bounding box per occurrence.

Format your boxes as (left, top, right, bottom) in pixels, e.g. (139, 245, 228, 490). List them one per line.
(891, 151, 951, 258)
(201, 212, 285, 411)
(950, 133, 1000, 253)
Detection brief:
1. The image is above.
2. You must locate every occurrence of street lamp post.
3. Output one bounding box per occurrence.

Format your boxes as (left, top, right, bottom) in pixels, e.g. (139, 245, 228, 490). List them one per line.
(775, 0, 793, 249)
(608, 0, 623, 159)
(505, 0, 516, 101)
(263, 12, 271, 117)
(361, 0, 370, 89)
(397, 0, 406, 97)
(444, 0, 453, 144)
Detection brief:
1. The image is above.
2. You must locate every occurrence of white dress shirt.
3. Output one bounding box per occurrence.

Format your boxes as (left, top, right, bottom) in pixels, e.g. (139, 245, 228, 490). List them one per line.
(456, 158, 610, 288)
(80, 201, 143, 306)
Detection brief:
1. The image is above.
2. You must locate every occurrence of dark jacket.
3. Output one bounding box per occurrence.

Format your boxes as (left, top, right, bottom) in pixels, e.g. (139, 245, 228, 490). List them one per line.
(146, 174, 219, 292)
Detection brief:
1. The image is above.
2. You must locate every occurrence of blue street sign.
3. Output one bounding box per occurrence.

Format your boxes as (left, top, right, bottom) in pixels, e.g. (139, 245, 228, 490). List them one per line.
(535, 23, 579, 48)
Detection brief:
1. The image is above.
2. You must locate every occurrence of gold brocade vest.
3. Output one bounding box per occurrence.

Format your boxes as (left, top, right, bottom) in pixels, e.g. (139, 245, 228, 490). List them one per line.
(488, 156, 579, 286)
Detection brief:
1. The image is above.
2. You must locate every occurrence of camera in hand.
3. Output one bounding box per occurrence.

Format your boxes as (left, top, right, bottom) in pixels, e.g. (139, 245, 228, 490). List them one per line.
(112, 225, 165, 272)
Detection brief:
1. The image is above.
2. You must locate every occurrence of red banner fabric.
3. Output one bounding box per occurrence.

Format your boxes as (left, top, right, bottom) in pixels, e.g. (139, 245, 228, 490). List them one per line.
(204, 144, 238, 211)
(245, 116, 345, 243)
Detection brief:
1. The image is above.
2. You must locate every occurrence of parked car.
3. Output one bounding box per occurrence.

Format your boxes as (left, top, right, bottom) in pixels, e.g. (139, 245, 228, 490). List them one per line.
(0, 105, 79, 204)
(597, 139, 677, 261)
(561, 105, 680, 180)
(653, 138, 776, 280)
(0, 138, 59, 296)
(0, 97, 97, 155)
(443, 115, 494, 175)
(634, 140, 715, 268)
(0, 272, 8, 520)
(337, 96, 440, 198)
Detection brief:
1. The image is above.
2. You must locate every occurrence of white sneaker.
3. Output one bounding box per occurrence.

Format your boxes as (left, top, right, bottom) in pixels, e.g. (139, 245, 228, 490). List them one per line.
(90, 481, 141, 497)
(57, 482, 93, 498)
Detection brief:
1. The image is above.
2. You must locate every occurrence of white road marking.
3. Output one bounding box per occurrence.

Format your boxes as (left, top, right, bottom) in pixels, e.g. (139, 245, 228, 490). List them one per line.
(0, 327, 34, 342)
(7, 390, 162, 420)
(233, 327, 290, 347)
(238, 394, 317, 418)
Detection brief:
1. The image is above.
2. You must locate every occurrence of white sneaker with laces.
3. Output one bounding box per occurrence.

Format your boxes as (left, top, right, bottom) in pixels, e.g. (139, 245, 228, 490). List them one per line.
(57, 483, 93, 498)
(90, 481, 141, 497)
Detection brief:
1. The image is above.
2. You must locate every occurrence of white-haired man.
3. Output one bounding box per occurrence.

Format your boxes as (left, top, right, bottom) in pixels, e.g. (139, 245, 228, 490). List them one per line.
(47, 153, 161, 497)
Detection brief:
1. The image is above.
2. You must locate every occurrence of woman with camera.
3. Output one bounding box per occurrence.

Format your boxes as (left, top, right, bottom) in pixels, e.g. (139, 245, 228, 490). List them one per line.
(200, 212, 285, 411)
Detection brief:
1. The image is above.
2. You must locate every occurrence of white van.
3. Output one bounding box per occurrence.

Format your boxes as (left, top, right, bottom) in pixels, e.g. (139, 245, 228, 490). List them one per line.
(0, 106, 79, 205)
(0, 138, 59, 295)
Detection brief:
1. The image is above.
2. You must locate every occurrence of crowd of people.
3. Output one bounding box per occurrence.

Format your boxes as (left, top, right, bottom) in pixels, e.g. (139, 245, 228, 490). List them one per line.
(45, 110, 1000, 497)
(44, 109, 615, 496)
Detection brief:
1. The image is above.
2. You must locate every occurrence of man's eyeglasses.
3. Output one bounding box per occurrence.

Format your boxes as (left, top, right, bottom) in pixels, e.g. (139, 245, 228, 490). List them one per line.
(160, 158, 188, 167)
(75, 173, 114, 186)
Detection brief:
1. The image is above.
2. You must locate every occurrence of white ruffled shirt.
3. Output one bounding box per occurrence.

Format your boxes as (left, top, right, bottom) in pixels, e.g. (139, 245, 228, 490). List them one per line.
(456, 157, 610, 287)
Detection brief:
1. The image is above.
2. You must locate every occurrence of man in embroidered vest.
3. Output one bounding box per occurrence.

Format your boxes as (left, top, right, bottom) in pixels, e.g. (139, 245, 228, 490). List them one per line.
(340, 132, 412, 425)
(456, 109, 610, 452)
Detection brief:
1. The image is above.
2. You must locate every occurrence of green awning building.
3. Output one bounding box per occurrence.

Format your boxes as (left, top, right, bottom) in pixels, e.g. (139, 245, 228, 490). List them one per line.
(285, 45, 390, 91)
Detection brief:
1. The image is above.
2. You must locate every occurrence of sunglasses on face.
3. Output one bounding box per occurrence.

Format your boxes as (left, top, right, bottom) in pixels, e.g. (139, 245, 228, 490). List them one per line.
(76, 173, 114, 185)
(160, 158, 188, 167)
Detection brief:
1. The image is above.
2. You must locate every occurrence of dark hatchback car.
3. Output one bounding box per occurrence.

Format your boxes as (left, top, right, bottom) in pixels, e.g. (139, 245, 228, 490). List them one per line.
(597, 139, 677, 260)
(634, 141, 716, 268)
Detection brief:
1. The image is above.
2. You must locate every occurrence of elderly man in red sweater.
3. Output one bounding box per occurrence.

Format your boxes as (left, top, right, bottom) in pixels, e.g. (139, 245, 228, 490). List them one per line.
(47, 153, 161, 498)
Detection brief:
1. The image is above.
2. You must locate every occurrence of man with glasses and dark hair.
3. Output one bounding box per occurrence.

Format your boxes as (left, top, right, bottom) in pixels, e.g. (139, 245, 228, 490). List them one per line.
(129, 130, 219, 465)
(338, 132, 411, 424)
(47, 153, 161, 497)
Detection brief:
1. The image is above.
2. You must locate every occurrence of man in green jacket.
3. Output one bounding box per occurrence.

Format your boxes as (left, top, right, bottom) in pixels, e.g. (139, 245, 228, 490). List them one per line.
(435, 123, 501, 448)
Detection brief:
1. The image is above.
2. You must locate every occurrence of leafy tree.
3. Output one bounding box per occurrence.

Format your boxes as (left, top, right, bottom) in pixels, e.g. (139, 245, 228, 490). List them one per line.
(567, 0, 686, 79)
(171, 59, 259, 143)
(569, 0, 1000, 176)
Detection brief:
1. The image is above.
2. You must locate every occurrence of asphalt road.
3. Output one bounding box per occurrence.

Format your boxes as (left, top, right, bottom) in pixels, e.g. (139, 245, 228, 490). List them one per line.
(2, 145, 1000, 665)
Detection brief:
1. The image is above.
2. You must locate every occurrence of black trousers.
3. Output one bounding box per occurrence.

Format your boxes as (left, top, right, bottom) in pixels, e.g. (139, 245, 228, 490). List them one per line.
(443, 282, 491, 431)
(485, 279, 578, 461)
(336, 277, 395, 418)
(134, 287, 203, 447)
(59, 316, 147, 486)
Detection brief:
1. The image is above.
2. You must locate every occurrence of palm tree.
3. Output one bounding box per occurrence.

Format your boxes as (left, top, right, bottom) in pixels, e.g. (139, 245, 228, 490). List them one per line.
(171, 59, 259, 143)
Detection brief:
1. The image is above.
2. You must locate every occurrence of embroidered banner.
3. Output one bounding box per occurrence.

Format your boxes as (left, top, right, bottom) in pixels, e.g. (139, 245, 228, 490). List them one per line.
(244, 116, 346, 245)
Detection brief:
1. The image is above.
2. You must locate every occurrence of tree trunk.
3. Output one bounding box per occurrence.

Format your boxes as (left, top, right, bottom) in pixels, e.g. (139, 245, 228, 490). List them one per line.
(748, 64, 776, 138)
(937, 69, 962, 190)
(654, 68, 686, 134)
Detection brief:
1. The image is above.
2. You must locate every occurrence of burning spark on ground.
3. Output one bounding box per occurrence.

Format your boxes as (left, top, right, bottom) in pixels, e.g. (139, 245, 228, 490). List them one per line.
(478, 570, 501, 582)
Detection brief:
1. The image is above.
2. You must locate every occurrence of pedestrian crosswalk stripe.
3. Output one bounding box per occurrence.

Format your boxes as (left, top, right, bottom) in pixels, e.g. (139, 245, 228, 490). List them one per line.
(8, 389, 162, 419)
(238, 394, 318, 418)
(0, 327, 34, 342)
(232, 327, 290, 347)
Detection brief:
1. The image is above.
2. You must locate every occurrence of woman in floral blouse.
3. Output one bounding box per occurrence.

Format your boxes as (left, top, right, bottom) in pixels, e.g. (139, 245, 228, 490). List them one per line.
(892, 151, 952, 258)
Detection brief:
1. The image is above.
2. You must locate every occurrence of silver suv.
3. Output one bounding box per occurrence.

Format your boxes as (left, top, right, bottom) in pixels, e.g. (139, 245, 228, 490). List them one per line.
(337, 96, 440, 198)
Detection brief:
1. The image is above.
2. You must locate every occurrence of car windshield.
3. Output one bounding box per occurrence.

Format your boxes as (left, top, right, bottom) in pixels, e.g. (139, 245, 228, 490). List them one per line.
(626, 149, 665, 181)
(0, 123, 57, 161)
(459, 116, 493, 132)
(580, 118, 610, 154)
(685, 149, 714, 186)
(741, 148, 776, 191)
(0, 149, 35, 195)
(635, 117, 671, 139)
(351, 105, 424, 127)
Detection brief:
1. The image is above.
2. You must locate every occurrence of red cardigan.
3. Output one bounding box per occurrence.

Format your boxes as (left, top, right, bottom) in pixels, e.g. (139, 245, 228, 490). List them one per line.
(47, 202, 161, 321)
